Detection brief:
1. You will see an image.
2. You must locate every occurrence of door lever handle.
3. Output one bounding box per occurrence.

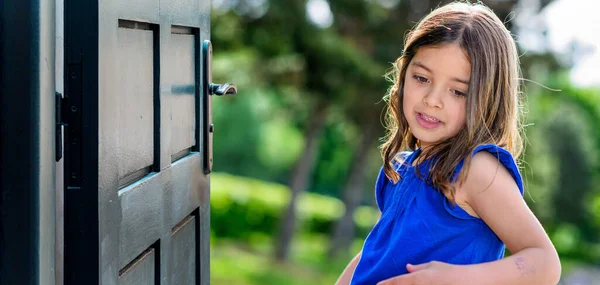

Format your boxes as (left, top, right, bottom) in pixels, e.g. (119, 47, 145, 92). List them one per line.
(209, 83, 237, 96)
(202, 40, 239, 174)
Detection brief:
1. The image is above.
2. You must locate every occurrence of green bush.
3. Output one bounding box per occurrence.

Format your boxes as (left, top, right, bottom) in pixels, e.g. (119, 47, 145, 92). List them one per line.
(210, 172, 378, 240)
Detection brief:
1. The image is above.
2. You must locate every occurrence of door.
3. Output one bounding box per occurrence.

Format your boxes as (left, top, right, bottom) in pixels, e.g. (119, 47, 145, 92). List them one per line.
(63, 0, 218, 284)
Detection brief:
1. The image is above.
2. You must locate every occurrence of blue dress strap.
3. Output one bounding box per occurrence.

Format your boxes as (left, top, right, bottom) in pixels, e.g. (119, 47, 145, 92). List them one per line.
(374, 166, 387, 212)
(374, 151, 414, 212)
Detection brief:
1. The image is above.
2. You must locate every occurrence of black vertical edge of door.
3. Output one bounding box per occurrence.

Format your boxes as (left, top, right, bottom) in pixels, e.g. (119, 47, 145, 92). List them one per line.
(64, 0, 100, 284)
(153, 23, 161, 172)
(0, 0, 40, 284)
(201, 40, 211, 174)
(193, 28, 201, 154)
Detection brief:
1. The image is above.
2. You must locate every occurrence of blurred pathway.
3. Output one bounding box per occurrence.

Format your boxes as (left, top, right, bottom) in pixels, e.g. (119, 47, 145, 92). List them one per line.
(559, 267, 600, 285)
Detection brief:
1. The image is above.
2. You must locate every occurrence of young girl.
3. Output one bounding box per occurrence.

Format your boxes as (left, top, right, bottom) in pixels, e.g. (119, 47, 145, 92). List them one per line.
(335, 2, 561, 285)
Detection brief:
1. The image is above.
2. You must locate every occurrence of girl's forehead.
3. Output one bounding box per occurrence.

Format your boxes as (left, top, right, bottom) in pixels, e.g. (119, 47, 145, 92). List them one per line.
(410, 44, 471, 80)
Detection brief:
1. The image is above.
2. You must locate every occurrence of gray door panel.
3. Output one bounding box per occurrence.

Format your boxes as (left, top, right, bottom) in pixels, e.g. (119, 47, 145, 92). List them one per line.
(171, 216, 197, 285)
(118, 176, 164, 270)
(118, 0, 160, 23)
(118, 248, 156, 285)
(64, 0, 210, 284)
(169, 30, 197, 159)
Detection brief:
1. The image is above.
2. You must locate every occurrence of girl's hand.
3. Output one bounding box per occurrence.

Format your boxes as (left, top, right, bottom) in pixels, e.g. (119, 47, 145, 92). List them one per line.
(376, 261, 462, 285)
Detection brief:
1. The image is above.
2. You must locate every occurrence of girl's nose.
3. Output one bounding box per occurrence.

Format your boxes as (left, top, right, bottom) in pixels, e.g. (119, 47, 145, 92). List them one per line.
(423, 88, 443, 109)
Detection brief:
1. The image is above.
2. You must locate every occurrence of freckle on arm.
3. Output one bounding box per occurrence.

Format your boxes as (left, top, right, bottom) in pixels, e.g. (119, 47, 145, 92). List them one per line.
(515, 257, 536, 277)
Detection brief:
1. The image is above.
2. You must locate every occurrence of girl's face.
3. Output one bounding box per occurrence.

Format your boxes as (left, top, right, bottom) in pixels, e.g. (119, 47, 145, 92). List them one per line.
(402, 43, 471, 148)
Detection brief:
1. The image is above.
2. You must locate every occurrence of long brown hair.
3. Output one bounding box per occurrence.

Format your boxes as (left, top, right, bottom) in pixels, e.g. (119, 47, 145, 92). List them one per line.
(381, 1, 523, 201)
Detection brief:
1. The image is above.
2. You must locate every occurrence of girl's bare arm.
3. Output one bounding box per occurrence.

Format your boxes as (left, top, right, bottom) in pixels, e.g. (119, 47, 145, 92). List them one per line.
(335, 251, 362, 285)
(459, 152, 561, 285)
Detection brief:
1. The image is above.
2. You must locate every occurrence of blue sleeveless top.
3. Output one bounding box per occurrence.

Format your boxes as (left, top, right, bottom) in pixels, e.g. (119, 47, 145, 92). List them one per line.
(350, 144, 524, 285)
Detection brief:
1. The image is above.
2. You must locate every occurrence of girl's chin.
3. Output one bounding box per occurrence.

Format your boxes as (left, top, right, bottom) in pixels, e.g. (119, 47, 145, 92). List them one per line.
(412, 133, 444, 147)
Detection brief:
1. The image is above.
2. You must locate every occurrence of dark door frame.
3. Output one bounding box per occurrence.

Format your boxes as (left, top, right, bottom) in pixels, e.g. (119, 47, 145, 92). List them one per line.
(63, 0, 100, 283)
(0, 0, 57, 284)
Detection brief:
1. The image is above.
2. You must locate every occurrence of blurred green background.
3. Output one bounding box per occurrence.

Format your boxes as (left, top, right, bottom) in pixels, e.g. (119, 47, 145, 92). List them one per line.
(207, 0, 600, 284)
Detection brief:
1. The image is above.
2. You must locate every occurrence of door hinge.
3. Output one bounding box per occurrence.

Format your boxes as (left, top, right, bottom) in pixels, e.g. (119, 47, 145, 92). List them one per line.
(56, 92, 68, 162)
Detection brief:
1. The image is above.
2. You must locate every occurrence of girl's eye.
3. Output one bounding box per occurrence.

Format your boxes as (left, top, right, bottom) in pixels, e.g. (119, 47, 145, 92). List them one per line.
(413, 75, 429, 84)
(452, 90, 467, 97)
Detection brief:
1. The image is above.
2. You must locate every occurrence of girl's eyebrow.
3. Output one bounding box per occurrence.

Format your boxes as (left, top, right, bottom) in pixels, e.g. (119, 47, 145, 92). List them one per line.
(412, 60, 432, 73)
(412, 60, 470, 85)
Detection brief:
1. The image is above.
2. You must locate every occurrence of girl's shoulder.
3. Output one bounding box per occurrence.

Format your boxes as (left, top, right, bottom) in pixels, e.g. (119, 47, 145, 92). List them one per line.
(458, 143, 524, 196)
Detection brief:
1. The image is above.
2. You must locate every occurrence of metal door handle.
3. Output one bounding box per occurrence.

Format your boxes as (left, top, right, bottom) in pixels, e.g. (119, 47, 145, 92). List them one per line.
(202, 40, 238, 174)
(209, 83, 237, 96)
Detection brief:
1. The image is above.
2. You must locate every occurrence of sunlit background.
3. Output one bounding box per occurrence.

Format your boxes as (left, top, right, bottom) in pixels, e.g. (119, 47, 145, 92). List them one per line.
(207, 0, 600, 284)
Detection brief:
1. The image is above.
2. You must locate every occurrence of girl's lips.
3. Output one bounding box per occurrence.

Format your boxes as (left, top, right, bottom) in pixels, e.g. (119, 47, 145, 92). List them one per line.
(416, 112, 442, 129)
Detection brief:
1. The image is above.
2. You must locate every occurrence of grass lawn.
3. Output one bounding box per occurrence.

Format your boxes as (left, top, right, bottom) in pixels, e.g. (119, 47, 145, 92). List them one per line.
(211, 234, 360, 285)
(211, 234, 597, 285)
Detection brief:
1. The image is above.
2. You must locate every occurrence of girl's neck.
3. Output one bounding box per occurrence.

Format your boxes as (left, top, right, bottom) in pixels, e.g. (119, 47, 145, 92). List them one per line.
(410, 148, 423, 167)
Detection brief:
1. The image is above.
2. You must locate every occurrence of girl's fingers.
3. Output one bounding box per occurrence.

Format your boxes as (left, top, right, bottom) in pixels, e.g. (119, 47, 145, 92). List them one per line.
(406, 262, 430, 272)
